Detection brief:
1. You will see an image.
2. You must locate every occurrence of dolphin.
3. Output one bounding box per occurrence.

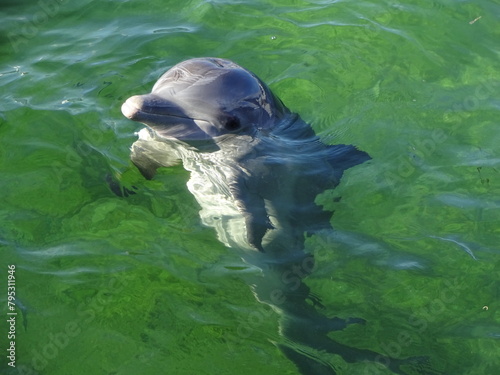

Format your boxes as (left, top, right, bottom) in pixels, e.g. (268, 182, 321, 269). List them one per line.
(120, 57, 440, 375)
(122, 57, 369, 254)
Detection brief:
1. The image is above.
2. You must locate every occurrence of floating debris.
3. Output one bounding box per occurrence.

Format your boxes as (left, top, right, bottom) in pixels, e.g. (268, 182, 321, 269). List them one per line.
(469, 16, 482, 25)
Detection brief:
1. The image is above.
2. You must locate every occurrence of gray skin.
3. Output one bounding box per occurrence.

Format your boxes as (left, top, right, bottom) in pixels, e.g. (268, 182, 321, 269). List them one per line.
(121, 58, 439, 375)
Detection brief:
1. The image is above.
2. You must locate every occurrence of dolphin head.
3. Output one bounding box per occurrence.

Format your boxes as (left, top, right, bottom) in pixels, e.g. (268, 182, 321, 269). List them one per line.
(121, 58, 288, 148)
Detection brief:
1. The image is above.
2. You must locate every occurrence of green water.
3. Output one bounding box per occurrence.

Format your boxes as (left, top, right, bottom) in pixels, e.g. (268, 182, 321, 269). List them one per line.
(1, 0, 499, 374)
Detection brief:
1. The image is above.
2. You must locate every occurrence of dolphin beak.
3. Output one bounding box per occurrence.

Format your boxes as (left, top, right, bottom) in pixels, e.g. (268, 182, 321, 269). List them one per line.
(121, 94, 194, 122)
(121, 94, 219, 143)
(121, 95, 143, 120)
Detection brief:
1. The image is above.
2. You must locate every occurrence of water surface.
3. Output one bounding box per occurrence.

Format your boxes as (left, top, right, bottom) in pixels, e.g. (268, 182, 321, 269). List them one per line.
(1, 0, 499, 374)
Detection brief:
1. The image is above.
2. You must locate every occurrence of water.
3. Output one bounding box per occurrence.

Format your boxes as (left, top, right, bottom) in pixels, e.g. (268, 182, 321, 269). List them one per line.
(1, 0, 499, 374)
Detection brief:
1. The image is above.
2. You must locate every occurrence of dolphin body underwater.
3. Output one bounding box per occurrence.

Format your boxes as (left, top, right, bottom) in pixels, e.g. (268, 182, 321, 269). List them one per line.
(120, 58, 440, 375)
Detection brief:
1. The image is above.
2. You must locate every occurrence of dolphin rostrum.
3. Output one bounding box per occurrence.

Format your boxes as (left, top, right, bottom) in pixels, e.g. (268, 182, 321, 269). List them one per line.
(120, 57, 440, 375)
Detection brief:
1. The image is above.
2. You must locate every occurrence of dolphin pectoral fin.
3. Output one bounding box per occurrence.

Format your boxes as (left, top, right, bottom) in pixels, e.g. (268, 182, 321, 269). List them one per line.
(229, 177, 272, 251)
(245, 213, 273, 252)
(131, 153, 162, 180)
(129, 128, 182, 180)
(130, 142, 164, 180)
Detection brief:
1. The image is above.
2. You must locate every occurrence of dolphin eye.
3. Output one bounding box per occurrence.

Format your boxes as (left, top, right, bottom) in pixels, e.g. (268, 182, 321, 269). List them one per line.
(224, 117, 241, 131)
